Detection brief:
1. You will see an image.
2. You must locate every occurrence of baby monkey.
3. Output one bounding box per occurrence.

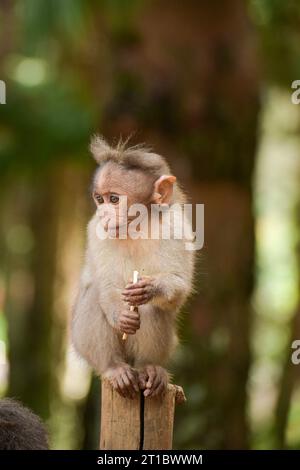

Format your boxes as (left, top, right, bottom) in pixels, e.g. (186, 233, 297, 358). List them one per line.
(72, 137, 195, 399)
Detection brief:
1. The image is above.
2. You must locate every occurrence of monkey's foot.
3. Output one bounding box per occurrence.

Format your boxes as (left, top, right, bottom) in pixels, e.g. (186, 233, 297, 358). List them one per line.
(138, 365, 169, 398)
(104, 364, 139, 399)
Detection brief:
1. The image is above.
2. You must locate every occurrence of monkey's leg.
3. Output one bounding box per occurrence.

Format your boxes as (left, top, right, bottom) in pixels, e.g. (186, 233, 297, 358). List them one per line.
(73, 308, 140, 399)
(88, 319, 140, 399)
(132, 308, 175, 397)
(137, 365, 169, 398)
(72, 284, 139, 398)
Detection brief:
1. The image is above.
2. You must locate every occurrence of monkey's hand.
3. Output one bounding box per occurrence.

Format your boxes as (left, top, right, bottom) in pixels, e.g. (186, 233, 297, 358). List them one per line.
(116, 307, 140, 335)
(104, 364, 140, 399)
(122, 276, 156, 306)
(138, 365, 169, 398)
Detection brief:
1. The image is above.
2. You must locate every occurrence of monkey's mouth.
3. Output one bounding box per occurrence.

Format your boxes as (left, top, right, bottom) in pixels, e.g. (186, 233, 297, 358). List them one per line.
(105, 215, 136, 231)
(105, 220, 130, 234)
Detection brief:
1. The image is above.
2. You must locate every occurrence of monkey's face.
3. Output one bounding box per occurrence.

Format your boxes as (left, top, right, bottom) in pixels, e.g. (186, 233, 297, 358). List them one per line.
(93, 163, 154, 235)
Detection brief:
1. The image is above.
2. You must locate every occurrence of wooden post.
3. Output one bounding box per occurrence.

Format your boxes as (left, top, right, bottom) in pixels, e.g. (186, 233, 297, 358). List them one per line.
(100, 379, 186, 450)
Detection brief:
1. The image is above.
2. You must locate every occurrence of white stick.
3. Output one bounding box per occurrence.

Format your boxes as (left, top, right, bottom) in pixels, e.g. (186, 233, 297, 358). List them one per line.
(122, 270, 139, 341)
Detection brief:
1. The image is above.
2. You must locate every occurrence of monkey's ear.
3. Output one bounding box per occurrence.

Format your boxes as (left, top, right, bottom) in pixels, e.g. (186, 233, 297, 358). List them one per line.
(152, 175, 177, 204)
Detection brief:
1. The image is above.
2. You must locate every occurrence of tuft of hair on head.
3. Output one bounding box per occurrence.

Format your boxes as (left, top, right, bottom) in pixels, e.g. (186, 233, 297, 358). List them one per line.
(90, 135, 171, 179)
(0, 398, 49, 450)
(90, 135, 116, 163)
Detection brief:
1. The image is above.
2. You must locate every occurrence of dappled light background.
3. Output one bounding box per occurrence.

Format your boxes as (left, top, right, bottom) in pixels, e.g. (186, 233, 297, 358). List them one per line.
(1, 0, 300, 449)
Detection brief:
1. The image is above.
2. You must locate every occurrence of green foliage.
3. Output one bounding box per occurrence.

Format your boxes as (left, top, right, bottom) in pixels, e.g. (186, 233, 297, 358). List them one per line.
(16, 0, 89, 50)
(0, 80, 95, 174)
(250, 0, 300, 85)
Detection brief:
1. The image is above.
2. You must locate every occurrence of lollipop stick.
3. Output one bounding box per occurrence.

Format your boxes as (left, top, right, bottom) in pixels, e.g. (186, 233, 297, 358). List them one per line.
(122, 270, 139, 341)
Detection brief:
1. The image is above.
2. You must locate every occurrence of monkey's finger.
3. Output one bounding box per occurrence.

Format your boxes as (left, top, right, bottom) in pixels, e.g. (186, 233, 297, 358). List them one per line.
(146, 371, 161, 395)
(123, 322, 140, 331)
(126, 368, 138, 384)
(121, 371, 136, 398)
(117, 374, 133, 399)
(120, 313, 139, 322)
(123, 319, 140, 328)
(113, 377, 132, 398)
(124, 369, 139, 393)
(120, 317, 140, 328)
(121, 372, 131, 387)
(115, 374, 125, 390)
(151, 381, 166, 397)
(122, 287, 147, 296)
(115, 377, 127, 398)
(138, 372, 147, 390)
(123, 288, 153, 300)
(119, 322, 137, 334)
(144, 377, 162, 398)
(153, 372, 162, 387)
(121, 313, 140, 322)
(154, 372, 166, 391)
(120, 327, 136, 335)
(111, 378, 120, 393)
(122, 293, 149, 303)
(145, 367, 156, 389)
(125, 280, 150, 290)
(122, 315, 140, 325)
(122, 291, 149, 300)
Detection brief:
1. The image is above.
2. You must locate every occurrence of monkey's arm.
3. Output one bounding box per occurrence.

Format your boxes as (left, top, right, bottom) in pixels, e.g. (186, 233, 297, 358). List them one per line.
(150, 272, 192, 310)
(123, 242, 195, 312)
(123, 272, 192, 311)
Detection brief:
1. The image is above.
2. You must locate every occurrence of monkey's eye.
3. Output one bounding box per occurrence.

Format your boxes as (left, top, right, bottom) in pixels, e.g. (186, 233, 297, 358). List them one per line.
(95, 194, 104, 204)
(110, 194, 119, 204)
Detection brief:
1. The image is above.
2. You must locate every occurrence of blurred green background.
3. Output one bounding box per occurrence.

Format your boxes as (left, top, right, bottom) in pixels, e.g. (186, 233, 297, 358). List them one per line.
(1, 0, 300, 450)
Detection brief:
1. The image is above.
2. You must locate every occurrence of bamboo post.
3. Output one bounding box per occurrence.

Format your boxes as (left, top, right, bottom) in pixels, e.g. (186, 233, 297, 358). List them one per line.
(100, 379, 186, 450)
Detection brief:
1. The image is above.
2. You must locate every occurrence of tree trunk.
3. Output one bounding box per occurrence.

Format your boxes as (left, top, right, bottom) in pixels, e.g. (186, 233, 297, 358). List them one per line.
(5, 169, 59, 419)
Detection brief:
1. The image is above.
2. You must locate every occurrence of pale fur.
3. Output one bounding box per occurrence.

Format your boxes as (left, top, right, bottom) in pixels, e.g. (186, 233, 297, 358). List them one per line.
(71, 137, 195, 377)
